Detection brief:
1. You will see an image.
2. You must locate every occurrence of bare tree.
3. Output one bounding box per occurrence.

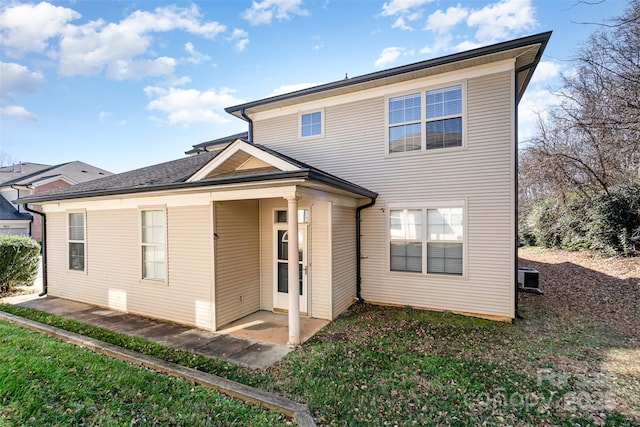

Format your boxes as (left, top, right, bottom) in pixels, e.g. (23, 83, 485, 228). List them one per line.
(521, 0, 640, 207)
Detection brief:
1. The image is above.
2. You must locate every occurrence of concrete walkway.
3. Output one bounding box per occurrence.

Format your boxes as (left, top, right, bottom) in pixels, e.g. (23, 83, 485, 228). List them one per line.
(2, 294, 326, 369)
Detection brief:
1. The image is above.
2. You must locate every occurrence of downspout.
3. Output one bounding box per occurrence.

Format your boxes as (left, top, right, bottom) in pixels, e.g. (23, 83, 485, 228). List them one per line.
(513, 62, 537, 321)
(355, 196, 377, 301)
(23, 203, 47, 297)
(240, 108, 254, 143)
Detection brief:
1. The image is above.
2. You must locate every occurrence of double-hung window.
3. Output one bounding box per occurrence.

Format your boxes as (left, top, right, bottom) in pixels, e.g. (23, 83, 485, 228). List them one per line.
(389, 209, 422, 272)
(141, 209, 166, 281)
(426, 85, 462, 150)
(300, 111, 323, 138)
(68, 212, 85, 271)
(389, 205, 464, 275)
(389, 93, 421, 153)
(387, 84, 463, 153)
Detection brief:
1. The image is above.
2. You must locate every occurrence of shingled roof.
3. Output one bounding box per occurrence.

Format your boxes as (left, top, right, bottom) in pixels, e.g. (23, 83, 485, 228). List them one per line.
(18, 151, 221, 202)
(17, 141, 376, 205)
(185, 131, 249, 155)
(0, 196, 32, 220)
(0, 161, 111, 187)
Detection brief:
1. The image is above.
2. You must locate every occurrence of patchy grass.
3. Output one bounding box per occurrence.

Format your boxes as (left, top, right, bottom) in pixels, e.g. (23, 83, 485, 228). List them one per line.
(1, 248, 638, 425)
(0, 322, 287, 426)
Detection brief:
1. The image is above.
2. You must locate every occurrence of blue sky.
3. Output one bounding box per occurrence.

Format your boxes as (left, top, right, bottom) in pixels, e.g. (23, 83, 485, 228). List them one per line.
(0, 0, 629, 173)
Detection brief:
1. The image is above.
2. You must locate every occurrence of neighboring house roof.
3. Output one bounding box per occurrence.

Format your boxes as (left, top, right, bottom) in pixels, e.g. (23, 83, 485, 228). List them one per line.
(226, 31, 551, 118)
(185, 132, 249, 155)
(0, 161, 112, 187)
(0, 163, 51, 185)
(0, 196, 31, 220)
(18, 143, 376, 204)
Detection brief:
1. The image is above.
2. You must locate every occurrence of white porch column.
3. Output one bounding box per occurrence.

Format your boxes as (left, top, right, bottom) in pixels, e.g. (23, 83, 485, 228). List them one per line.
(286, 196, 300, 346)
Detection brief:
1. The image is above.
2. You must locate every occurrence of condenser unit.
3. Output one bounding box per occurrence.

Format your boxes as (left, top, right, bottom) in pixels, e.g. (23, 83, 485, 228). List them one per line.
(518, 267, 543, 294)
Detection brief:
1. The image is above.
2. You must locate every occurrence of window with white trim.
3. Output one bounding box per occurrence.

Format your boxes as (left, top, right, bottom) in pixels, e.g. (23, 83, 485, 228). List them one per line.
(387, 84, 463, 153)
(300, 111, 322, 138)
(68, 212, 85, 271)
(141, 209, 165, 281)
(426, 208, 463, 274)
(426, 85, 462, 150)
(389, 206, 464, 275)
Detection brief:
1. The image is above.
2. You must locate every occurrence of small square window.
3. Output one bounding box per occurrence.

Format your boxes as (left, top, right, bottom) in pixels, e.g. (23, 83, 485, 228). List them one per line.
(301, 111, 322, 137)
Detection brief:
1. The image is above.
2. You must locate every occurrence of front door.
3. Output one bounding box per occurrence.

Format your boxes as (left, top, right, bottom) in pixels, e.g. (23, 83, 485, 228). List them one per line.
(274, 225, 308, 314)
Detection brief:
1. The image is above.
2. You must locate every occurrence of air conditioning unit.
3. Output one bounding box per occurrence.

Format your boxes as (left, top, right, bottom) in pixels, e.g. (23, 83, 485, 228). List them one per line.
(518, 267, 543, 294)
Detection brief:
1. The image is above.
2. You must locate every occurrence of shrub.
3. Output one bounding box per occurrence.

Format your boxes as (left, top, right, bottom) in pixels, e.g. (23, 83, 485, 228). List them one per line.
(527, 198, 563, 248)
(586, 184, 640, 256)
(0, 235, 40, 294)
(558, 194, 592, 251)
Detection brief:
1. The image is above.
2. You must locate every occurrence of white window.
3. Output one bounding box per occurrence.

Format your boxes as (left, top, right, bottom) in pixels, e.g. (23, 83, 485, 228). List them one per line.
(141, 209, 165, 281)
(427, 208, 463, 274)
(389, 93, 421, 153)
(389, 206, 464, 275)
(68, 212, 85, 271)
(389, 209, 422, 272)
(387, 84, 464, 154)
(300, 111, 323, 138)
(426, 85, 462, 150)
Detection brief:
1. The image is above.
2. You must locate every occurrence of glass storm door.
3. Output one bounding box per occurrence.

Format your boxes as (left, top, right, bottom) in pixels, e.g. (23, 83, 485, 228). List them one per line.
(274, 226, 308, 314)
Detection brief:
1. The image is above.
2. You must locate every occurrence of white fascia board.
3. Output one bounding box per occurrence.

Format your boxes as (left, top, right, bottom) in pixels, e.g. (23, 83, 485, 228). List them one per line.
(252, 59, 515, 122)
(187, 139, 301, 182)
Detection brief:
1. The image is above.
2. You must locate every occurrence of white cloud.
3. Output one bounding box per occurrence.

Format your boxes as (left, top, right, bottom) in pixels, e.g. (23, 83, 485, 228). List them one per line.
(0, 2, 80, 56)
(98, 111, 111, 121)
(229, 29, 249, 52)
(392, 17, 413, 31)
(467, 0, 537, 43)
(375, 47, 405, 68)
(184, 42, 211, 64)
(420, 35, 452, 56)
(106, 57, 176, 81)
(381, 0, 432, 16)
(144, 86, 244, 125)
(242, 0, 308, 26)
(530, 60, 561, 84)
(268, 82, 323, 97)
(1, 105, 37, 121)
(453, 40, 482, 51)
(1, 3, 230, 79)
(425, 5, 468, 35)
(518, 87, 561, 142)
(0, 62, 45, 101)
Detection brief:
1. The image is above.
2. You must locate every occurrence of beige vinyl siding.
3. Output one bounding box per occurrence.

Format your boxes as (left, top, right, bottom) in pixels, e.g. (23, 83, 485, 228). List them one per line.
(214, 200, 260, 328)
(331, 204, 356, 319)
(309, 201, 331, 319)
(127, 205, 214, 329)
(253, 70, 515, 318)
(45, 205, 216, 330)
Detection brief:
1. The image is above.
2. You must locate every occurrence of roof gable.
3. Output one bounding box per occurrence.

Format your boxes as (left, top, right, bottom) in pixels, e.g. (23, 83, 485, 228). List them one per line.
(187, 139, 301, 182)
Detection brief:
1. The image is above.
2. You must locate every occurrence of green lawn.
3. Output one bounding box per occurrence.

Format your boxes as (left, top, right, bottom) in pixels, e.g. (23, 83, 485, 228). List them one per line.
(0, 322, 287, 426)
(1, 248, 638, 426)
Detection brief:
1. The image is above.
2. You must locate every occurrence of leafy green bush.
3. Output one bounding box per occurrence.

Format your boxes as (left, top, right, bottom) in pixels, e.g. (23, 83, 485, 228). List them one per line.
(0, 235, 40, 294)
(527, 198, 563, 248)
(558, 194, 592, 251)
(586, 184, 640, 256)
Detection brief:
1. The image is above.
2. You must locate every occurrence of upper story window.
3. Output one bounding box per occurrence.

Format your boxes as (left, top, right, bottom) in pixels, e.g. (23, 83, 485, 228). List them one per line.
(389, 93, 421, 153)
(300, 110, 323, 138)
(141, 209, 166, 281)
(68, 212, 85, 271)
(426, 85, 462, 150)
(387, 84, 464, 154)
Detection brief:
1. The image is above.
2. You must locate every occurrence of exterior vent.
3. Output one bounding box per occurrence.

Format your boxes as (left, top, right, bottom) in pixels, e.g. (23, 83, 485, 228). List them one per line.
(518, 267, 543, 295)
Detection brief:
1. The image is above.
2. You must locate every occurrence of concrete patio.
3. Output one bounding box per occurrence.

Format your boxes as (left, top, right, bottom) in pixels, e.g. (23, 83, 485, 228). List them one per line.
(2, 292, 328, 369)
